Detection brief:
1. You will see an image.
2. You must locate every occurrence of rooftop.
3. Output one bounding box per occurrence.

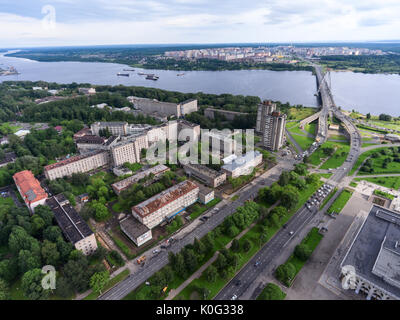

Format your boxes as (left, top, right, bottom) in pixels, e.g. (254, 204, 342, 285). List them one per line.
(183, 163, 224, 179)
(75, 135, 105, 145)
(132, 180, 198, 218)
(112, 164, 170, 192)
(13, 170, 48, 204)
(120, 215, 150, 239)
(341, 205, 400, 299)
(44, 150, 107, 171)
(222, 151, 262, 172)
(46, 195, 93, 244)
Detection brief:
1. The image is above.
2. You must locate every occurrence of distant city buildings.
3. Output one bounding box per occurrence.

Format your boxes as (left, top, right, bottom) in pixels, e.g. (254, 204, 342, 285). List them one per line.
(256, 101, 287, 151)
(13, 170, 48, 212)
(78, 87, 96, 95)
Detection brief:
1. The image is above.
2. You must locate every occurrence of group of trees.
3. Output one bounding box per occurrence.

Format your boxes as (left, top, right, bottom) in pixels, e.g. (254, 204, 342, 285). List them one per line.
(361, 147, 400, 173)
(0, 200, 109, 300)
(222, 201, 260, 238)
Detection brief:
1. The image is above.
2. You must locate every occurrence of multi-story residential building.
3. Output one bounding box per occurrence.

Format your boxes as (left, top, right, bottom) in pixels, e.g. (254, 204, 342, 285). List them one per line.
(46, 194, 97, 255)
(44, 150, 110, 180)
(13, 170, 48, 212)
(178, 120, 201, 141)
(221, 150, 262, 178)
(256, 100, 287, 151)
(340, 205, 400, 300)
(183, 163, 226, 188)
(91, 121, 128, 136)
(120, 215, 152, 247)
(203, 130, 237, 156)
(132, 180, 199, 229)
(197, 184, 215, 204)
(75, 135, 107, 154)
(111, 164, 170, 195)
(110, 140, 137, 167)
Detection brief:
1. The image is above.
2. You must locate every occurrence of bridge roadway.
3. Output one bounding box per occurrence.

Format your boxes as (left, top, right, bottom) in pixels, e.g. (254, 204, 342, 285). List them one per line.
(98, 161, 294, 300)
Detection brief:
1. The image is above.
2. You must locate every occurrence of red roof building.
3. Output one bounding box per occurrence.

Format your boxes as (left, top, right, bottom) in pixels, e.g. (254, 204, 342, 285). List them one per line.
(13, 170, 48, 212)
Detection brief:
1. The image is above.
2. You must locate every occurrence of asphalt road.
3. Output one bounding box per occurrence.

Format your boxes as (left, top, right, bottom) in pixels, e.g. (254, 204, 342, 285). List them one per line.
(215, 205, 319, 300)
(98, 162, 294, 300)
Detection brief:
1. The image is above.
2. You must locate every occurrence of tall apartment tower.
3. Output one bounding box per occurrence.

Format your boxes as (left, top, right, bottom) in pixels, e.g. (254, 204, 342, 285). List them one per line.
(256, 101, 287, 151)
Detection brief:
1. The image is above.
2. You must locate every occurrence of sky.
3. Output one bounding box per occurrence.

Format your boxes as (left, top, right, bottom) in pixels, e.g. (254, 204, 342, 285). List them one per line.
(1, 0, 400, 47)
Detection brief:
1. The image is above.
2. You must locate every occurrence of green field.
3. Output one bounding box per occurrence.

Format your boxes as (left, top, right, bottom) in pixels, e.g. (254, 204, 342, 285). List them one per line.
(304, 122, 317, 136)
(288, 107, 318, 121)
(355, 176, 400, 190)
(320, 188, 337, 210)
(348, 147, 388, 176)
(320, 142, 350, 170)
(373, 189, 394, 200)
(327, 189, 353, 214)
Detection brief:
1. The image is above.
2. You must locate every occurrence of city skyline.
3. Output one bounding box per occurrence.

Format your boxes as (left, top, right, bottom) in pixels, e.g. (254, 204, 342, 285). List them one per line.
(1, 0, 400, 47)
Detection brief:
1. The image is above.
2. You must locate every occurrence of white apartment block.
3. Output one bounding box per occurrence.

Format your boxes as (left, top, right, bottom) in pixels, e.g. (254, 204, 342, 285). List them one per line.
(110, 141, 137, 167)
(91, 121, 128, 136)
(132, 180, 199, 229)
(222, 151, 262, 178)
(44, 150, 110, 180)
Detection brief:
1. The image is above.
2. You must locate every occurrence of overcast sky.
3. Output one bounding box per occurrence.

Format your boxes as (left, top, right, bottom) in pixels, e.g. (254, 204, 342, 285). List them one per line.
(1, 0, 399, 47)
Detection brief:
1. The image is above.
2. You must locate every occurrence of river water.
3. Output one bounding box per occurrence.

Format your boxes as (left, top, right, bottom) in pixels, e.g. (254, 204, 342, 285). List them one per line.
(1, 51, 399, 116)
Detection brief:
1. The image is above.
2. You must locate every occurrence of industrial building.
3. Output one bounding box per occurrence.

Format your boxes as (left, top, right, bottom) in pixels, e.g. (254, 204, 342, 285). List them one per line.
(183, 163, 226, 188)
(256, 100, 287, 151)
(46, 194, 97, 255)
(13, 170, 48, 212)
(221, 151, 262, 178)
(120, 215, 152, 247)
(132, 180, 199, 229)
(341, 205, 400, 300)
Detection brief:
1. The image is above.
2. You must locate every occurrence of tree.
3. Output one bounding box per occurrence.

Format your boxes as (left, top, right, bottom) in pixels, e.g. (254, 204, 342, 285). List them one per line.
(231, 239, 240, 252)
(205, 265, 218, 283)
(294, 163, 308, 176)
(43, 226, 63, 242)
(270, 206, 287, 221)
(193, 238, 206, 255)
(281, 186, 300, 210)
(41, 240, 61, 266)
(55, 276, 74, 298)
(183, 249, 198, 274)
(215, 252, 227, 271)
(258, 283, 286, 300)
(294, 244, 312, 261)
(34, 205, 54, 227)
(366, 113, 371, 120)
(0, 278, 10, 300)
(242, 239, 251, 252)
(305, 173, 320, 185)
(90, 271, 110, 294)
(91, 201, 109, 221)
(18, 249, 41, 274)
(0, 259, 18, 283)
(63, 255, 92, 293)
(278, 171, 291, 186)
(275, 263, 296, 286)
(21, 268, 50, 300)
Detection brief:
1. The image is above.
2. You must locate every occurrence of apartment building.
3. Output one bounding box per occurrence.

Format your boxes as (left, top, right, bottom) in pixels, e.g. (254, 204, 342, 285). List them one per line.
(13, 170, 48, 212)
(197, 184, 215, 204)
(44, 150, 110, 180)
(132, 180, 199, 229)
(183, 163, 226, 188)
(256, 100, 287, 151)
(203, 130, 237, 156)
(75, 135, 106, 154)
(222, 151, 262, 178)
(111, 164, 170, 195)
(46, 194, 97, 255)
(91, 121, 128, 136)
(110, 140, 137, 167)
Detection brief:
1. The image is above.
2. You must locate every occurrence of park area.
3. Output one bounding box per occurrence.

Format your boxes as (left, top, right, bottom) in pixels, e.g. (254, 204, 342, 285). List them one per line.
(326, 189, 353, 214)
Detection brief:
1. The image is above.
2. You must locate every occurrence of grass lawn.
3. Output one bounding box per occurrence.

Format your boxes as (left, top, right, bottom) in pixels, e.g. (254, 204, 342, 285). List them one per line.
(317, 173, 333, 179)
(355, 176, 400, 190)
(373, 189, 394, 200)
(288, 107, 318, 121)
(84, 269, 130, 300)
(320, 142, 350, 170)
(327, 189, 353, 214)
(356, 124, 387, 134)
(328, 134, 348, 141)
(189, 198, 221, 220)
(357, 156, 400, 176)
(277, 227, 323, 287)
(290, 133, 315, 151)
(108, 230, 135, 260)
(349, 181, 358, 188)
(348, 147, 387, 176)
(287, 122, 306, 136)
(304, 122, 317, 136)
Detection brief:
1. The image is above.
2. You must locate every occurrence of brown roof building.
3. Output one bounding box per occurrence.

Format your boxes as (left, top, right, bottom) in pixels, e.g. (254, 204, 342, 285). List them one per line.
(13, 170, 48, 212)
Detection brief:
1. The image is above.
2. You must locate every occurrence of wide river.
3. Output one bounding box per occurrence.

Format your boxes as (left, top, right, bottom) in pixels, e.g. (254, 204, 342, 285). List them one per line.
(1, 51, 399, 116)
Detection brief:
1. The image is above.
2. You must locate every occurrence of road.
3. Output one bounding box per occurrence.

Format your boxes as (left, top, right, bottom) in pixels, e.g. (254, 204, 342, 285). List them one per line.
(98, 160, 295, 300)
(215, 202, 319, 300)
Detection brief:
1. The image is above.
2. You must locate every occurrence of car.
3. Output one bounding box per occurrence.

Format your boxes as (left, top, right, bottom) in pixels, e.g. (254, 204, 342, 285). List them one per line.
(231, 295, 238, 300)
(203, 216, 209, 220)
(235, 280, 242, 286)
(160, 245, 167, 249)
(289, 231, 294, 235)
(152, 249, 160, 255)
(283, 223, 288, 229)
(254, 260, 261, 267)
(199, 217, 205, 222)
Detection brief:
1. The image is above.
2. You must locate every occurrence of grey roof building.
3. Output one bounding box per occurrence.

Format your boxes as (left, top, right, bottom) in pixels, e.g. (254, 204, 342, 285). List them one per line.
(341, 205, 400, 300)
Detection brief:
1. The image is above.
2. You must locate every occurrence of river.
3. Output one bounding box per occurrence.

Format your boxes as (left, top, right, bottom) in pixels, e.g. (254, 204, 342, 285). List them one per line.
(1, 51, 400, 116)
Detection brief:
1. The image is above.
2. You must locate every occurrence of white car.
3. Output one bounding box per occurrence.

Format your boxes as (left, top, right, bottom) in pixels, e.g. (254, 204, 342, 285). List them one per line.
(231, 294, 238, 300)
(289, 231, 294, 235)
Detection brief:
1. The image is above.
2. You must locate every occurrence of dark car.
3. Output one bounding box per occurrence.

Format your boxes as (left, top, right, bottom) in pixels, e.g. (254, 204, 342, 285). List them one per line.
(235, 280, 242, 286)
(283, 223, 288, 229)
(254, 260, 261, 267)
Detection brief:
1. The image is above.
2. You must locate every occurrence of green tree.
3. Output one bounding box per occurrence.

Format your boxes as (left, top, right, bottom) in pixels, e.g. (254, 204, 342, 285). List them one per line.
(258, 283, 286, 300)
(275, 263, 296, 286)
(294, 244, 312, 261)
(41, 240, 61, 266)
(231, 239, 240, 252)
(205, 265, 218, 283)
(90, 271, 110, 294)
(242, 239, 251, 252)
(21, 268, 50, 300)
(0, 278, 10, 300)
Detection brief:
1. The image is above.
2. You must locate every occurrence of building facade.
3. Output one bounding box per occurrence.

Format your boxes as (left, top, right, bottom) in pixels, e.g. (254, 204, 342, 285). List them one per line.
(183, 163, 226, 188)
(91, 121, 128, 136)
(256, 100, 287, 151)
(120, 215, 152, 247)
(44, 150, 110, 180)
(132, 180, 199, 229)
(221, 151, 262, 178)
(13, 170, 48, 212)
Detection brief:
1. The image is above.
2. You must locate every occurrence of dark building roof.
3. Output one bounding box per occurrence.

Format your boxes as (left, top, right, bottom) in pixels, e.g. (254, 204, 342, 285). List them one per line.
(46, 195, 93, 244)
(341, 205, 400, 299)
(104, 135, 119, 146)
(120, 215, 150, 239)
(75, 135, 105, 145)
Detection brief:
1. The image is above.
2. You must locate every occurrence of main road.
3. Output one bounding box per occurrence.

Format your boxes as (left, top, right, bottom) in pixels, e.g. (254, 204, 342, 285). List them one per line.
(98, 160, 295, 300)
